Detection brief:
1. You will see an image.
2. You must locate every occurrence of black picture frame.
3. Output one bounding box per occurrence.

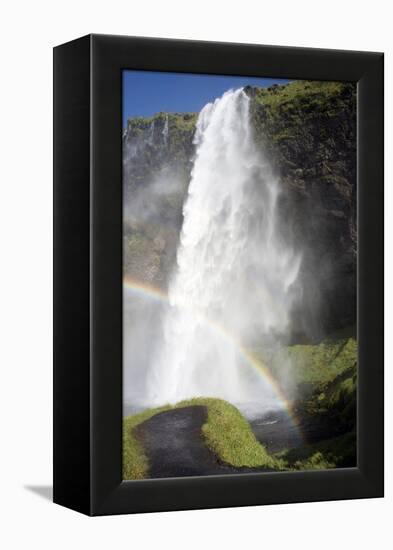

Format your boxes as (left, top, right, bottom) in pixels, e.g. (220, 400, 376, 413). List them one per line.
(53, 34, 384, 516)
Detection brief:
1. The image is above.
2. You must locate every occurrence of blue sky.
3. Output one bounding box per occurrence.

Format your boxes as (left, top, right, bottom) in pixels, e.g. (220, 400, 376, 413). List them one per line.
(123, 70, 290, 127)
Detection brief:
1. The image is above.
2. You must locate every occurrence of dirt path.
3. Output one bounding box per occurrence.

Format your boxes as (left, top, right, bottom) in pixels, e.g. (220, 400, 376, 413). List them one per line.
(134, 405, 270, 478)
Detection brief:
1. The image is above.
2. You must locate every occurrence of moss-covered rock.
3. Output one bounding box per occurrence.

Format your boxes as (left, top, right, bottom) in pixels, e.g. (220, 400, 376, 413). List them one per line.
(246, 81, 357, 337)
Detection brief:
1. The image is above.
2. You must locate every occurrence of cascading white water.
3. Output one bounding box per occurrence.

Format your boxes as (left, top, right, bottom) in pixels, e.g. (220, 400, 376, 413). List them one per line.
(146, 88, 301, 411)
(147, 120, 155, 145)
(162, 114, 169, 146)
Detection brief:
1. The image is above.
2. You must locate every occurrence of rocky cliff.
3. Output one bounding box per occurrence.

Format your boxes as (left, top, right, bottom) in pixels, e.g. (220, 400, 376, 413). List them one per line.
(248, 81, 357, 338)
(123, 80, 357, 340)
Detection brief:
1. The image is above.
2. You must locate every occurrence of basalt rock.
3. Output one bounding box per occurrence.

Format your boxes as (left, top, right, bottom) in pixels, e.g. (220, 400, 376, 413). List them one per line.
(247, 81, 356, 338)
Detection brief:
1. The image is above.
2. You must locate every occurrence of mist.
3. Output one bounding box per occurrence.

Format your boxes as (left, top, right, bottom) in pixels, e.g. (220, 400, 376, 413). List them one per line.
(123, 88, 303, 417)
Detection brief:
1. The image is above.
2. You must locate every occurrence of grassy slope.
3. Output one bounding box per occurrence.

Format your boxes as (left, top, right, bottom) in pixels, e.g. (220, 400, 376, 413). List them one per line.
(270, 337, 357, 388)
(123, 397, 281, 480)
(249, 336, 357, 469)
(251, 80, 356, 149)
(283, 337, 357, 436)
(271, 337, 357, 469)
(124, 338, 358, 478)
(276, 431, 357, 470)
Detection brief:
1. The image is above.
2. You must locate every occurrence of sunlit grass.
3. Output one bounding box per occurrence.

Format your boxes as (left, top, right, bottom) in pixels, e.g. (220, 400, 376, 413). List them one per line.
(253, 337, 357, 388)
(123, 340, 358, 479)
(123, 397, 282, 480)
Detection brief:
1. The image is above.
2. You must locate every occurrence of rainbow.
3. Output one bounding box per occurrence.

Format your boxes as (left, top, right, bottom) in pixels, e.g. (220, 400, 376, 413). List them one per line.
(123, 275, 303, 441)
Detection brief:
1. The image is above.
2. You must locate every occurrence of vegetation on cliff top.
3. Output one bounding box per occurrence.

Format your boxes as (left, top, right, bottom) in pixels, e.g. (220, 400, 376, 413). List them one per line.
(124, 80, 356, 193)
(248, 80, 356, 189)
(126, 111, 197, 133)
(251, 80, 351, 111)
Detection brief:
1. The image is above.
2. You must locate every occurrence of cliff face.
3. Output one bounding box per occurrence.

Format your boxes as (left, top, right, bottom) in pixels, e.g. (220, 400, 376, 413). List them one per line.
(123, 112, 196, 287)
(123, 81, 357, 339)
(248, 81, 357, 338)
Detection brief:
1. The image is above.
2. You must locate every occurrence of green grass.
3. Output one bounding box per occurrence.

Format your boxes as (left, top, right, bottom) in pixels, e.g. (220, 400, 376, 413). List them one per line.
(276, 431, 356, 470)
(253, 80, 349, 110)
(274, 337, 357, 387)
(251, 336, 357, 469)
(248, 79, 356, 184)
(252, 337, 357, 393)
(123, 405, 171, 480)
(127, 111, 197, 134)
(123, 397, 282, 479)
(123, 338, 358, 479)
(194, 398, 279, 469)
(305, 362, 357, 434)
(123, 392, 356, 479)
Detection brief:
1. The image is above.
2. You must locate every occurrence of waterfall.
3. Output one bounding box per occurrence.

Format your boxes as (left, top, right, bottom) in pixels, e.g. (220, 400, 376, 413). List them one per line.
(162, 114, 169, 146)
(147, 119, 155, 145)
(146, 88, 301, 412)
